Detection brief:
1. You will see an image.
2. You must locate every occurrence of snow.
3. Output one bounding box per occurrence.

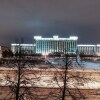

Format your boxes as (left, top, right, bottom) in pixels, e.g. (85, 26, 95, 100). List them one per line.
(47, 58, 100, 70)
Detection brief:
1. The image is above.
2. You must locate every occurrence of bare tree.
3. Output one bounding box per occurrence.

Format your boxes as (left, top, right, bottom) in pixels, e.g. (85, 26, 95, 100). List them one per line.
(0, 43, 95, 100)
(45, 53, 92, 100)
(0, 39, 42, 100)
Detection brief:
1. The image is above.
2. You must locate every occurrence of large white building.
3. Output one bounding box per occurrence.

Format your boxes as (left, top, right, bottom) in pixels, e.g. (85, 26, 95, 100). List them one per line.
(11, 35, 100, 56)
(34, 35, 78, 54)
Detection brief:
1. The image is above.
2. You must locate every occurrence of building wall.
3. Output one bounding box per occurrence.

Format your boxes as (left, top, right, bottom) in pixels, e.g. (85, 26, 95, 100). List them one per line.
(11, 43, 100, 56)
(10, 36, 100, 56)
(96, 45, 100, 56)
(77, 44, 100, 56)
(34, 35, 78, 54)
(11, 44, 35, 55)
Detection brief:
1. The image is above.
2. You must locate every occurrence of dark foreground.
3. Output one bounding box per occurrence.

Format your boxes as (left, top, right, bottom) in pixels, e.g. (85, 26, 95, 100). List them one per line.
(0, 86, 100, 100)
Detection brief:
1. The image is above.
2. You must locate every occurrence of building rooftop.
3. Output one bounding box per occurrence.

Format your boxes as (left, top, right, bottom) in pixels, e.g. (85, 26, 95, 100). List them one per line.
(11, 44, 35, 46)
(34, 35, 78, 40)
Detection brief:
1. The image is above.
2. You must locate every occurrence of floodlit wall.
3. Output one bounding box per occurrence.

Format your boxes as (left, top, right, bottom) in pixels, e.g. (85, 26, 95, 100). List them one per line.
(77, 44, 100, 56)
(34, 35, 78, 54)
(11, 44, 35, 54)
(10, 36, 100, 56)
(77, 45, 96, 55)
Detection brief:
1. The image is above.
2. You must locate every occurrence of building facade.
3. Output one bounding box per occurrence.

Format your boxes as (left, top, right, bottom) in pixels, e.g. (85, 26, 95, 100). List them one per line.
(77, 44, 100, 56)
(11, 35, 100, 56)
(96, 44, 100, 56)
(11, 44, 35, 55)
(34, 35, 78, 54)
(77, 45, 96, 55)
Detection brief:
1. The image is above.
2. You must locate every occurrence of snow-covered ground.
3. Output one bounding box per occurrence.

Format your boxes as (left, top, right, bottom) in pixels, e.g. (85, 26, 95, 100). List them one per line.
(47, 58, 100, 70)
(79, 61, 100, 70)
(0, 74, 100, 89)
(0, 58, 100, 89)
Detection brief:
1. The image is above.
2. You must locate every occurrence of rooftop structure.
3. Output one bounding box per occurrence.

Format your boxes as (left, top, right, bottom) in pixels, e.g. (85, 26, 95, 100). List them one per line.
(34, 35, 78, 40)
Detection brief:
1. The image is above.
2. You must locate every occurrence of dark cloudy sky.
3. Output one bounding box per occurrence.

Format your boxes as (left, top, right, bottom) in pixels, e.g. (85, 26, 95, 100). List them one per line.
(0, 0, 100, 46)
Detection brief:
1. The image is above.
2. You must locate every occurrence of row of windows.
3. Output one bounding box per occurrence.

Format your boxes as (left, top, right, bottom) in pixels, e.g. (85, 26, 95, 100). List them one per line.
(12, 46, 35, 54)
(78, 47, 97, 55)
(36, 40, 77, 53)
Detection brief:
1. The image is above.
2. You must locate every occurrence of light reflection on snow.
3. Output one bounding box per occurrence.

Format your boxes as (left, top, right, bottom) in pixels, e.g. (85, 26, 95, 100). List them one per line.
(47, 58, 100, 70)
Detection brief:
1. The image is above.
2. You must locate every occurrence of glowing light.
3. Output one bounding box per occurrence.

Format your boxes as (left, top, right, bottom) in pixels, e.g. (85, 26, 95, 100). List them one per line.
(78, 44, 95, 47)
(42, 53, 48, 56)
(97, 44, 100, 46)
(11, 44, 34, 46)
(69, 36, 78, 40)
(34, 35, 78, 40)
(53, 35, 59, 39)
(34, 36, 42, 40)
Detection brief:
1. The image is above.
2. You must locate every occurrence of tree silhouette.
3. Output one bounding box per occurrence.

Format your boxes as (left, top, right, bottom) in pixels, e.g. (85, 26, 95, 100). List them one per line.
(0, 43, 94, 100)
(2, 49, 13, 57)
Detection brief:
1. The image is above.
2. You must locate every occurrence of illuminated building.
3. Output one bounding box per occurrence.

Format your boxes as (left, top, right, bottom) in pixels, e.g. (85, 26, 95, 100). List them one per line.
(77, 44, 100, 56)
(34, 35, 78, 54)
(11, 35, 100, 56)
(11, 44, 35, 54)
(77, 45, 96, 55)
(96, 44, 100, 56)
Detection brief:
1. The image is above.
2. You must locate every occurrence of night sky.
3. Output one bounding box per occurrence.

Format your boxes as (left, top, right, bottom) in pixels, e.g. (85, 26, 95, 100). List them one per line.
(0, 0, 100, 46)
